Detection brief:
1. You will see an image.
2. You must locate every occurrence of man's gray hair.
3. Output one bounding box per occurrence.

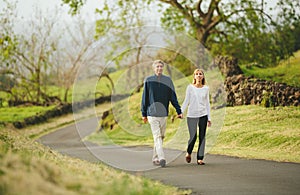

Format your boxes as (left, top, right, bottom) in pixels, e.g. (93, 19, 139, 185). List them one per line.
(152, 60, 165, 68)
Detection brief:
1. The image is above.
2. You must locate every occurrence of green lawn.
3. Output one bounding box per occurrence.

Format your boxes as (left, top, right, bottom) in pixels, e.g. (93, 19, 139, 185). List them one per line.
(241, 50, 300, 87)
(88, 97, 300, 163)
(1, 49, 299, 124)
(210, 105, 300, 162)
(0, 106, 55, 123)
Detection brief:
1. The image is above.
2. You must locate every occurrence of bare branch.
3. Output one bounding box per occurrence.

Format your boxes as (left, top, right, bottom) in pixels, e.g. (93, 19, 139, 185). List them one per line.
(196, 0, 205, 17)
(224, 8, 277, 26)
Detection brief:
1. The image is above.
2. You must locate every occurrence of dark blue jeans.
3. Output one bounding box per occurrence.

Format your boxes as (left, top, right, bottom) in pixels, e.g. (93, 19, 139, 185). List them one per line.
(186, 115, 208, 160)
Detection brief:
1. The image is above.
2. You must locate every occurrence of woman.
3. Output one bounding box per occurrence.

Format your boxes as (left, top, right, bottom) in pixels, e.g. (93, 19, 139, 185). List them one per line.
(181, 69, 211, 165)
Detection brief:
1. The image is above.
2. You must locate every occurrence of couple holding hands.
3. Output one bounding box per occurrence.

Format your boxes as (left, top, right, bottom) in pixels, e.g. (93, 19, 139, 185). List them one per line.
(141, 60, 211, 167)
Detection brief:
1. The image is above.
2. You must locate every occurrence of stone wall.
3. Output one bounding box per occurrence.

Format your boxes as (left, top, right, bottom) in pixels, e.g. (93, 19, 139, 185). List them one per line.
(214, 55, 300, 107)
(225, 74, 300, 106)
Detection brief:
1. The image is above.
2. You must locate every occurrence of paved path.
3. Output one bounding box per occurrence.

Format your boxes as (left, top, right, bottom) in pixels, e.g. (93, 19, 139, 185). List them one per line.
(38, 117, 300, 195)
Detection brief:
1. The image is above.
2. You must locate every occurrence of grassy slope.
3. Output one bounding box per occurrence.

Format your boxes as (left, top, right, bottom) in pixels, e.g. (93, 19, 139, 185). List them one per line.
(0, 52, 299, 194)
(0, 70, 124, 123)
(88, 96, 300, 163)
(86, 57, 300, 163)
(241, 50, 300, 87)
(0, 105, 55, 123)
(1, 49, 299, 123)
(209, 105, 300, 162)
(0, 108, 189, 195)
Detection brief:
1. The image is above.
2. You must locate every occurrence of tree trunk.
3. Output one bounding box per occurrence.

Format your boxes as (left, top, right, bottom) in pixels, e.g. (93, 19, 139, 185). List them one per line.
(64, 88, 69, 103)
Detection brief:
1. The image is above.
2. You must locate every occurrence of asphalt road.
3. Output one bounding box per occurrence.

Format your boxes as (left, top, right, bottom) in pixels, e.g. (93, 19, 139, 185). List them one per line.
(38, 117, 300, 195)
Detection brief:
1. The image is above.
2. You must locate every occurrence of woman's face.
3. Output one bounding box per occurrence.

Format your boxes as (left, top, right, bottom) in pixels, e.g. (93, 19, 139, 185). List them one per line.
(194, 70, 204, 81)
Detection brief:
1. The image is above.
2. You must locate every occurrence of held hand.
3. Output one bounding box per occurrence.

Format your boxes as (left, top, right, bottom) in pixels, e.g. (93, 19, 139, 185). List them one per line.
(142, 116, 148, 123)
(208, 120, 212, 127)
(177, 114, 183, 119)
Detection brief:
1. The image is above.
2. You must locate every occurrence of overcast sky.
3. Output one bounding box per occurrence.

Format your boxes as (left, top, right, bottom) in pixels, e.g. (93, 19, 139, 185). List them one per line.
(0, 0, 100, 21)
(1, 0, 280, 21)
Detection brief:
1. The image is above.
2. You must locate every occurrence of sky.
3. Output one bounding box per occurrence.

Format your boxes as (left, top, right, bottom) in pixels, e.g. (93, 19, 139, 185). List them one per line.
(0, 0, 101, 21)
(2, 0, 280, 22)
(0, 0, 281, 35)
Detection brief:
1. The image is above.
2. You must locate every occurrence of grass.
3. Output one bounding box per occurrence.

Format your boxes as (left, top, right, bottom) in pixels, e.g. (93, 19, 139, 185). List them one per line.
(88, 100, 300, 163)
(0, 51, 299, 194)
(89, 68, 225, 149)
(210, 105, 300, 162)
(241, 50, 300, 87)
(0, 69, 126, 124)
(0, 85, 298, 195)
(0, 105, 55, 123)
(0, 107, 190, 195)
(0, 48, 298, 123)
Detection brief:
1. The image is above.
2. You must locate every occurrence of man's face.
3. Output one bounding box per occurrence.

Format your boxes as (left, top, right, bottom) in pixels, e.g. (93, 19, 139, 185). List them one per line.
(154, 63, 164, 76)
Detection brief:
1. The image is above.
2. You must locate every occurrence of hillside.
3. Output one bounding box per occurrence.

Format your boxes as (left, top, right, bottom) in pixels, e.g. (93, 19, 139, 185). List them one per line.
(87, 85, 300, 163)
(0, 111, 189, 195)
(241, 50, 300, 87)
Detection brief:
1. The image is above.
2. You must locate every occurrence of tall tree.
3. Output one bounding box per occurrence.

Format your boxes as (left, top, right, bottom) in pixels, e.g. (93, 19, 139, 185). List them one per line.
(0, 0, 18, 97)
(0, 3, 61, 105)
(63, 0, 300, 66)
(53, 16, 117, 102)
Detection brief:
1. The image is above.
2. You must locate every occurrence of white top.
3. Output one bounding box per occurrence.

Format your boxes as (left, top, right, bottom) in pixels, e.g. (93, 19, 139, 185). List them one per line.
(181, 84, 211, 120)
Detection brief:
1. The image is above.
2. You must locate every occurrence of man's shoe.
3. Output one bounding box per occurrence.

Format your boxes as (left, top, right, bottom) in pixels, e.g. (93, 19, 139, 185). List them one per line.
(159, 159, 166, 167)
(197, 160, 205, 165)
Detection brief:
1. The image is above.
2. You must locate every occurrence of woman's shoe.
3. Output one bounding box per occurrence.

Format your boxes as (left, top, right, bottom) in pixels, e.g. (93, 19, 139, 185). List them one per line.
(152, 159, 160, 166)
(185, 153, 191, 163)
(197, 160, 205, 165)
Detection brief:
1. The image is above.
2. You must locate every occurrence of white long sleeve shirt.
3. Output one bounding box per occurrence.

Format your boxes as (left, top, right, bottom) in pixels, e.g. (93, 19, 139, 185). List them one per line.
(181, 84, 211, 120)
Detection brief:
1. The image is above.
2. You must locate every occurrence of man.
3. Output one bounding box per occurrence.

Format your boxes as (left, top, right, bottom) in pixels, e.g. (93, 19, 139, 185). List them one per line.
(141, 60, 183, 167)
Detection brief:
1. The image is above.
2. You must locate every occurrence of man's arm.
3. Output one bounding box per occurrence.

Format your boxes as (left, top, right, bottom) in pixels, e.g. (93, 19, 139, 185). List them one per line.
(141, 80, 148, 117)
(169, 80, 182, 116)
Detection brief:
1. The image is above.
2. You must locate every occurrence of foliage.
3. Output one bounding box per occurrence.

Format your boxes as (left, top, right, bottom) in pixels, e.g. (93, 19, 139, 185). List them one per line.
(0, 0, 18, 67)
(1, 50, 297, 124)
(61, 0, 85, 15)
(0, 69, 123, 123)
(209, 0, 300, 67)
(0, 1, 112, 106)
(261, 91, 275, 108)
(0, 1, 61, 105)
(0, 0, 18, 102)
(62, 0, 300, 68)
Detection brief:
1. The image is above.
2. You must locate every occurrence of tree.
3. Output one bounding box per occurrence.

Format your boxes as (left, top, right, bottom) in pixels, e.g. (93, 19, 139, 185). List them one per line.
(0, 0, 18, 97)
(210, 0, 300, 66)
(53, 17, 103, 102)
(0, 2, 61, 105)
(61, 0, 86, 15)
(273, 0, 300, 57)
(62, 0, 300, 67)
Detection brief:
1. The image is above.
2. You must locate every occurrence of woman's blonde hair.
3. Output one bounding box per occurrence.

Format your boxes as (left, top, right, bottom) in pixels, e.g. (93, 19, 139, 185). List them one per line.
(192, 69, 206, 85)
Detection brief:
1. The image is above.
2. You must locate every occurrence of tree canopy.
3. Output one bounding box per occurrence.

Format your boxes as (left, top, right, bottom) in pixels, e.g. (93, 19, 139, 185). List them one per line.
(63, 0, 300, 67)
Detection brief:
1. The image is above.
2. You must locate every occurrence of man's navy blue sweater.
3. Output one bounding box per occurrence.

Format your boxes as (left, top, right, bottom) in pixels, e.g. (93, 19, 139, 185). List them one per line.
(141, 74, 182, 117)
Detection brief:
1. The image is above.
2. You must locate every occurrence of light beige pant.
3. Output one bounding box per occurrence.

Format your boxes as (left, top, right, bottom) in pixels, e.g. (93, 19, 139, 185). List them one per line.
(148, 116, 167, 161)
